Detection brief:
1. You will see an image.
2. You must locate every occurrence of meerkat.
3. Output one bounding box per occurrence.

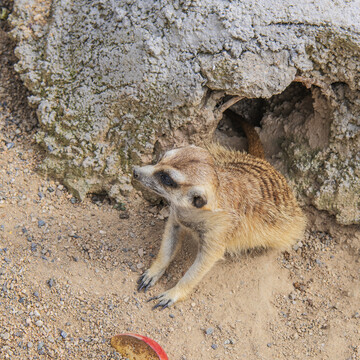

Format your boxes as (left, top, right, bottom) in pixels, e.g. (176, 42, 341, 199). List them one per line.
(133, 112, 306, 309)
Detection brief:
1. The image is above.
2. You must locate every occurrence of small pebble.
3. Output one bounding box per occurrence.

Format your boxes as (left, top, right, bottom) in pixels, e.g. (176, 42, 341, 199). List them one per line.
(6, 142, 14, 149)
(1, 333, 10, 340)
(114, 202, 126, 211)
(48, 336, 54, 343)
(119, 211, 130, 219)
(27, 342, 33, 349)
(35, 320, 43, 327)
(205, 327, 214, 335)
(289, 293, 296, 300)
(60, 330, 67, 339)
(211, 344, 218, 350)
(38, 220, 45, 227)
(47, 278, 54, 288)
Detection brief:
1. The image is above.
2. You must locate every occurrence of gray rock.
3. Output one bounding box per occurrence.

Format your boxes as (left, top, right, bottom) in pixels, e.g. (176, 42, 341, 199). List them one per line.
(38, 220, 45, 227)
(205, 327, 214, 335)
(10, 0, 360, 224)
(47, 278, 54, 288)
(1, 333, 10, 340)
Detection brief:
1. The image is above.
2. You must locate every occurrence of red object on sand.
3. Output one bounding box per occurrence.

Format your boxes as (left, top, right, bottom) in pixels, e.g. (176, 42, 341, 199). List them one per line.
(111, 333, 168, 360)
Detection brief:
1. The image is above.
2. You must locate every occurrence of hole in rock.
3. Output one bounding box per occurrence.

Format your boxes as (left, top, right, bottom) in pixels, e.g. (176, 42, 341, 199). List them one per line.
(89, 192, 112, 206)
(214, 82, 323, 159)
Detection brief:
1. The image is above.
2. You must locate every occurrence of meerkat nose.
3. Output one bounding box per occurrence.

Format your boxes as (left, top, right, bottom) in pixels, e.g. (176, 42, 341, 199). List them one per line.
(133, 167, 140, 179)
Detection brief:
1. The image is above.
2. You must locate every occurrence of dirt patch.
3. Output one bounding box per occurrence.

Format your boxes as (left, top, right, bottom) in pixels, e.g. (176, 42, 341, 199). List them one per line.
(0, 18, 359, 360)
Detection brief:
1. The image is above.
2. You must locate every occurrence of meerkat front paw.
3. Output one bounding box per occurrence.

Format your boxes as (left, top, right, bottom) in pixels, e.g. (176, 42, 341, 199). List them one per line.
(137, 268, 164, 292)
(148, 286, 187, 310)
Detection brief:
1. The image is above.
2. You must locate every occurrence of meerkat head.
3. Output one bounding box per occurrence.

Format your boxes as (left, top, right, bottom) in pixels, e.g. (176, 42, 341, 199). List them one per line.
(133, 146, 219, 210)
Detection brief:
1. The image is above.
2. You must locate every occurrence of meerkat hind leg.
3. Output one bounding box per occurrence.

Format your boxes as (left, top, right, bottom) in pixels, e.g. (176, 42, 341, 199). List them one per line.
(151, 240, 225, 309)
(138, 215, 182, 292)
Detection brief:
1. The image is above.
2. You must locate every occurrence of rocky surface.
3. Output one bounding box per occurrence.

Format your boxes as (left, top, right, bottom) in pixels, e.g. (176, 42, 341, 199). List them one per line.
(8, 0, 360, 224)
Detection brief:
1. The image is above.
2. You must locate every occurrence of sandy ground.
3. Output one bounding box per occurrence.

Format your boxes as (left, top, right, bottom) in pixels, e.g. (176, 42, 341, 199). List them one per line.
(1, 20, 360, 360)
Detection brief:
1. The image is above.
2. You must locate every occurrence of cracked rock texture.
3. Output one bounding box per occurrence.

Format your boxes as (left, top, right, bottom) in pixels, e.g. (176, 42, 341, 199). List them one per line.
(9, 0, 360, 224)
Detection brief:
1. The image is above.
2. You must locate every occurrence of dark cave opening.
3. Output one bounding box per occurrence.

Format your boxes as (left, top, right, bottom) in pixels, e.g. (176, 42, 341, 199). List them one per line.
(215, 82, 313, 155)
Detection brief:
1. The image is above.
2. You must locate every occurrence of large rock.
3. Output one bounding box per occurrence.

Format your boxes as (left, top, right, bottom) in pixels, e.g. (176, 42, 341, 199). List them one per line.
(9, 0, 360, 224)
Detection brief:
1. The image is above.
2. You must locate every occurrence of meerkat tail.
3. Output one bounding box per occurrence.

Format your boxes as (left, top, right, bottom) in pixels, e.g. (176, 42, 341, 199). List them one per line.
(224, 109, 265, 159)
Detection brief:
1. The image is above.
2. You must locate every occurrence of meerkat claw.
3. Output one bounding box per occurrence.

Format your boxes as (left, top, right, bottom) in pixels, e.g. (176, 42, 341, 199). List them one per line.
(137, 274, 152, 292)
(152, 302, 163, 310)
(150, 293, 174, 310)
(146, 296, 159, 303)
(152, 298, 172, 310)
(144, 282, 152, 292)
(137, 274, 145, 284)
(137, 282, 145, 291)
(138, 279, 149, 292)
(160, 300, 172, 310)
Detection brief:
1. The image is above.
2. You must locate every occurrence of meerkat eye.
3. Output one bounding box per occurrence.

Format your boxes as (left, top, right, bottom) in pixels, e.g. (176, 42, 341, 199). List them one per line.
(192, 195, 207, 208)
(158, 172, 177, 188)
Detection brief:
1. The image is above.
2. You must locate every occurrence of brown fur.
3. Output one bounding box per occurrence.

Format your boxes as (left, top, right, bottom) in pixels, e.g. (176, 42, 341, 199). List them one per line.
(133, 143, 306, 309)
(225, 109, 265, 159)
